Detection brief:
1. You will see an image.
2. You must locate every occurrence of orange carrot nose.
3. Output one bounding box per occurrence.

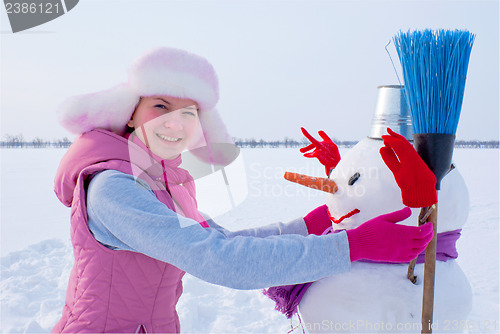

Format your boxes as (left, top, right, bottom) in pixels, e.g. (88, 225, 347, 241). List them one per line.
(284, 172, 338, 194)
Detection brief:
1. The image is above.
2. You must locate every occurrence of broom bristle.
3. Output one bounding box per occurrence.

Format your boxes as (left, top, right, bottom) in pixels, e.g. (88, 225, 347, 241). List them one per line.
(393, 29, 475, 135)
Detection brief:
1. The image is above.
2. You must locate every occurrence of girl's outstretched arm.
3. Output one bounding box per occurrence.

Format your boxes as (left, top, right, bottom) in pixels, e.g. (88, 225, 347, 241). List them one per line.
(87, 170, 351, 290)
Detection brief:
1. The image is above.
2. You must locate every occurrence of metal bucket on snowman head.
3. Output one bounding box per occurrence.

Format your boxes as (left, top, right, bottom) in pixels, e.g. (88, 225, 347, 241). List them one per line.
(368, 85, 412, 141)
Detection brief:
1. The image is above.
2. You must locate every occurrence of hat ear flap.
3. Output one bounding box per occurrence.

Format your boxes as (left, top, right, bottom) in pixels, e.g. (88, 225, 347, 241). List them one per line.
(198, 108, 233, 146)
(187, 108, 237, 166)
(58, 83, 139, 135)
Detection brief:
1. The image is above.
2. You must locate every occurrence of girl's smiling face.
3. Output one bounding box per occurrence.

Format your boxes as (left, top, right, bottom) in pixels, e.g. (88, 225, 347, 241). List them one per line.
(127, 95, 201, 159)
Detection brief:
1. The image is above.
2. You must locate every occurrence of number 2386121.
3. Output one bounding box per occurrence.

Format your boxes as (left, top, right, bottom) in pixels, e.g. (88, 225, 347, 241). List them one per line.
(5, 2, 61, 14)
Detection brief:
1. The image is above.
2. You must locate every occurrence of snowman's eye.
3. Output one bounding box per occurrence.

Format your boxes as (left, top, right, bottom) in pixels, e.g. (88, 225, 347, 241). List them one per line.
(348, 172, 360, 186)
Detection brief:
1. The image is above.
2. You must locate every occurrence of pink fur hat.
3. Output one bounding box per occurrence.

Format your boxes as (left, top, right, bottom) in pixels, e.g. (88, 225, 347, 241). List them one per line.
(58, 47, 224, 137)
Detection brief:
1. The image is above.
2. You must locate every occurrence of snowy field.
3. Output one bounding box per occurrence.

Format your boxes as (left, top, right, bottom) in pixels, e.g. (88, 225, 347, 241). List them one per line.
(1, 147, 499, 333)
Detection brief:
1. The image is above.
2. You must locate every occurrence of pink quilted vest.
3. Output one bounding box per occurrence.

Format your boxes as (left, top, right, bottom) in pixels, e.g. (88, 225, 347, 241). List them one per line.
(52, 129, 193, 333)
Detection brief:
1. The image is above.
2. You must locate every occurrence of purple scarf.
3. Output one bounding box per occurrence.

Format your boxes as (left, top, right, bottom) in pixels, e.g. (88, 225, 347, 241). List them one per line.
(263, 228, 461, 319)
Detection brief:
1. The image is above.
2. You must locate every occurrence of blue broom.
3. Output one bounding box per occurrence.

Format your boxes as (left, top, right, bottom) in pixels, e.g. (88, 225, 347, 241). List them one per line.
(393, 29, 474, 334)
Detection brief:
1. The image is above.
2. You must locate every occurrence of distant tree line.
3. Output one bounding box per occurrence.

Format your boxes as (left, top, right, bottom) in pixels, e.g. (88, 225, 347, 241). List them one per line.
(1, 134, 72, 148)
(454, 140, 500, 148)
(234, 137, 359, 148)
(1, 134, 498, 149)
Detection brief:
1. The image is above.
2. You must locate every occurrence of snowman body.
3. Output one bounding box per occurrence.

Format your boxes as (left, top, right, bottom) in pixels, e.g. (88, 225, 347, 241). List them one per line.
(298, 138, 472, 333)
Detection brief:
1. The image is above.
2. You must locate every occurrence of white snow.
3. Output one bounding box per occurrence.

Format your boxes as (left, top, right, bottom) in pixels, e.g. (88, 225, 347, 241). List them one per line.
(1, 147, 498, 333)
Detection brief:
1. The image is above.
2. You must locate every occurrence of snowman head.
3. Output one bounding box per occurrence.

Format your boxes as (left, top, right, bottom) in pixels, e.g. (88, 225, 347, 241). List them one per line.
(325, 137, 469, 233)
(326, 138, 405, 230)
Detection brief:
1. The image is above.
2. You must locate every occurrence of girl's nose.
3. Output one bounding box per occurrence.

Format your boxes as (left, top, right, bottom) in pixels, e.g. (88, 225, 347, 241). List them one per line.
(162, 113, 183, 130)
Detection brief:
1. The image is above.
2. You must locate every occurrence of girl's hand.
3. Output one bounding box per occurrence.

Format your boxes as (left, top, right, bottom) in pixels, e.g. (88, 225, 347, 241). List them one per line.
(346, 207, 434, 263)
(300, 127, 341, 176)
(303, 205, 333, 235)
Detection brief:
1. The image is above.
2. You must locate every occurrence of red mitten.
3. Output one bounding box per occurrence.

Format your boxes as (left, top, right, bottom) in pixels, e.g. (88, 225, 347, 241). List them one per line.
(300, 127, 341, 176)
(303, 205, 333, 235)
(380, 128, 438, 208)
(346, 207, 434, 262)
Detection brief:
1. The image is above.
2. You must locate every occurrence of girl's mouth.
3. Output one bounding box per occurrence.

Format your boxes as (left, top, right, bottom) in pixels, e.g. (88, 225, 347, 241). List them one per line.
(156, 133, 182, 142)
(327, 208, 360, 224)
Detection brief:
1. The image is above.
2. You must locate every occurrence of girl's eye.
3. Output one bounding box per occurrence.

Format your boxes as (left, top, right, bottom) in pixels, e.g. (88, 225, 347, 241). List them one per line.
(348, 172, 360, 186)
(182, 107, 198, 116)
(154, 104, 168, 110)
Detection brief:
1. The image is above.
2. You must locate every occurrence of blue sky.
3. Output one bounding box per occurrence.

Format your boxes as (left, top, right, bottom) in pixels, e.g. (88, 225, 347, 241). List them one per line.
(1, 0, 498, 141)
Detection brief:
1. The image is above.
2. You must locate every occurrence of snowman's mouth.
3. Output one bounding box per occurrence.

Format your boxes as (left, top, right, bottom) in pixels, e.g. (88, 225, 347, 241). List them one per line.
(327, 208, 360, 224)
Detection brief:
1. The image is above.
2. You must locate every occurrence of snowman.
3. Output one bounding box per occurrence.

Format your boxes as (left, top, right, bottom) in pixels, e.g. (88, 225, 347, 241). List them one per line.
(295, 87, 472, 333)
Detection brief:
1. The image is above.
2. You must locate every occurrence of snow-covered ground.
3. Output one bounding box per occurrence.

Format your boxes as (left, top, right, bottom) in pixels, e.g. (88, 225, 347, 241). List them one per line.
(1, 147, 498, 333)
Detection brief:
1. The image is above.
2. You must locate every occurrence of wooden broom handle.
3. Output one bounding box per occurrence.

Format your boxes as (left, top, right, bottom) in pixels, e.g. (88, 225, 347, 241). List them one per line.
(408, 164, 454, 285)
(421, 205, 438, 333)
(407, 205, 435, 283)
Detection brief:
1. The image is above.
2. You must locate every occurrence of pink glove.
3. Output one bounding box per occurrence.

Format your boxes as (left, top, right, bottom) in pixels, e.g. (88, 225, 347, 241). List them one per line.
(346, 207, 434, 263)
(300, 127, 341, 176)
(303, 205, 332, 235)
